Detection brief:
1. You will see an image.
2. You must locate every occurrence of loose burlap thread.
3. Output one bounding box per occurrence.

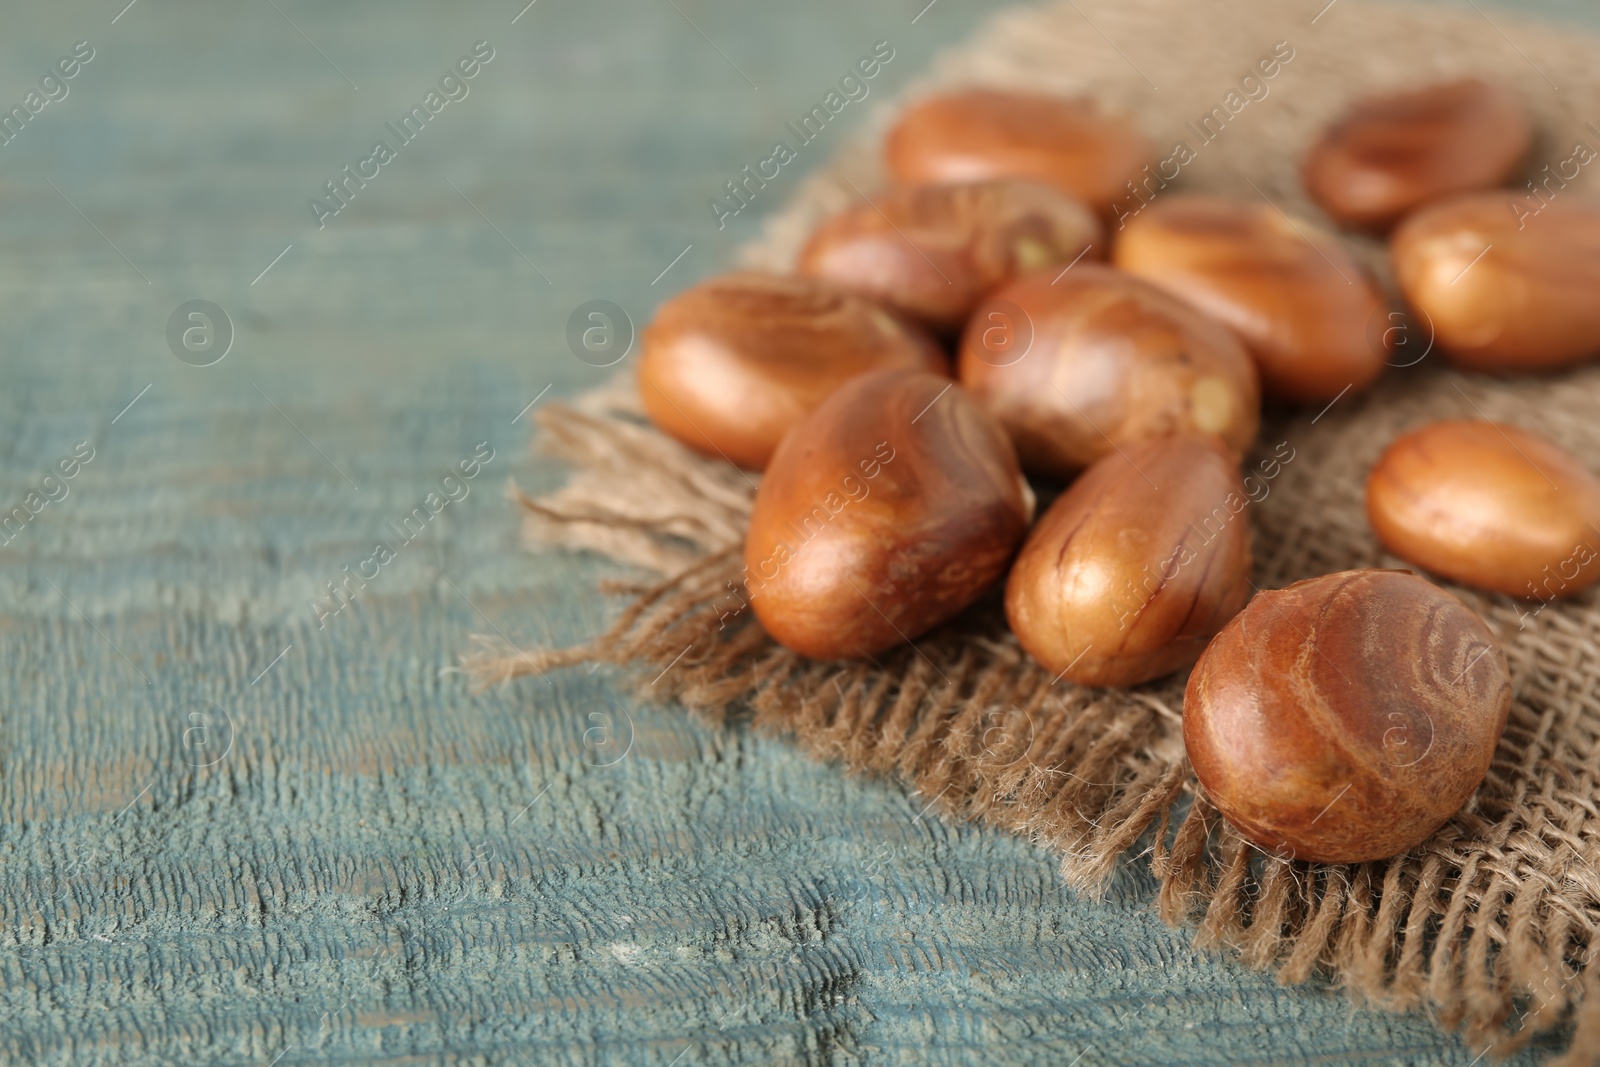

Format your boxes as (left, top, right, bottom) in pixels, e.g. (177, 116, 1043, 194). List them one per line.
(469, 1, 1600, 1059)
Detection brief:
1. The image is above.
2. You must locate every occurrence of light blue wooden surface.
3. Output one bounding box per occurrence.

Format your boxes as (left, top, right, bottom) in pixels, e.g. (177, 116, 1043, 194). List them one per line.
(0, 1, 1588, 1064)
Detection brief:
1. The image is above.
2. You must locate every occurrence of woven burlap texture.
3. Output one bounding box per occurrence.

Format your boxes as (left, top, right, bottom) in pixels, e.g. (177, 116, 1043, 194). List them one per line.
(469, 1, 1600, 1060)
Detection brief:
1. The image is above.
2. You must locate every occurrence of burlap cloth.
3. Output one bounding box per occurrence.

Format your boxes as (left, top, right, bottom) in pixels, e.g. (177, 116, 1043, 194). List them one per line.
(470, 1, 1600, 1059)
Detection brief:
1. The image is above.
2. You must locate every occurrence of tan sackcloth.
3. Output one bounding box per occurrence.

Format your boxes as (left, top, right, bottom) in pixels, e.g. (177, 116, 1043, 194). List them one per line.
(469, 0, 1600, 1059)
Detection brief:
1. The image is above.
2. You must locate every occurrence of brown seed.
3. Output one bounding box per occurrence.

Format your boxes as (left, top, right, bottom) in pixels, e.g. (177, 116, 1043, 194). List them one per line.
(957, 263, 1259, 480)
(797, 179, 1104, 333)
(633, 271, 940, 470)
(1366, 419, 1600, 599)
(1114, 195, 1388, 403)
(1005, 434, 1254, 687)
(744, 369, 1031, 660)
(1390, 193, 1600, 372)
(1183, 569, 1511, 864)
(1303, 78, 1531, 233)
(884, 89, 1152, 219)
(638, 271, 946, 471)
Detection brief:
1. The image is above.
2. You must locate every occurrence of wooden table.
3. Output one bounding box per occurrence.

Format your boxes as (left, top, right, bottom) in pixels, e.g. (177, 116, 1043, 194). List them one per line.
(0, 0, 1582, 1063)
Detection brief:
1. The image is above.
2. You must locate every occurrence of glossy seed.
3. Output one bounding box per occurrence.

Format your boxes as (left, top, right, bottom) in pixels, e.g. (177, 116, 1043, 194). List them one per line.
(638, 271, 946, 471)
(1391, 193, 1600, 372)
(798, 178, 1103, 332)
(1367, 419, 1600, 599)
(1184, 569, 1511, 864)
(1005, 434, 1255, 687)
(744, 369, 1031, 660)
(1303, 78, 1531, 233)
(884, 89, 1152, 219)
(958, 262, 1259, 479)
(1114, 195, 1388, 403)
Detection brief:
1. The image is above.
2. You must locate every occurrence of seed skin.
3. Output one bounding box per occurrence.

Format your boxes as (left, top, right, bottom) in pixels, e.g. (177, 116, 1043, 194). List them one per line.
(1366, 419, 1600, 598)
(1115, 195, 1388, 403)
(1391, 193, 1600, 372)
(799, 178, 1103, 332)
(959, 262, 1260, 480)
(1005, 433, 1254, 687)
(639, 271, 946, 471)
(746, 369, 1031, 661)
(1303, 78, 1531, 233)
(885, 90, 1153, 219)
(1184, 569, 1511, 864)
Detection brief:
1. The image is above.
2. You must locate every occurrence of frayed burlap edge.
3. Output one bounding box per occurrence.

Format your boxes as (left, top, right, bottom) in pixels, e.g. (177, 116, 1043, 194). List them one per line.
(467, 1, 1600, 1060)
